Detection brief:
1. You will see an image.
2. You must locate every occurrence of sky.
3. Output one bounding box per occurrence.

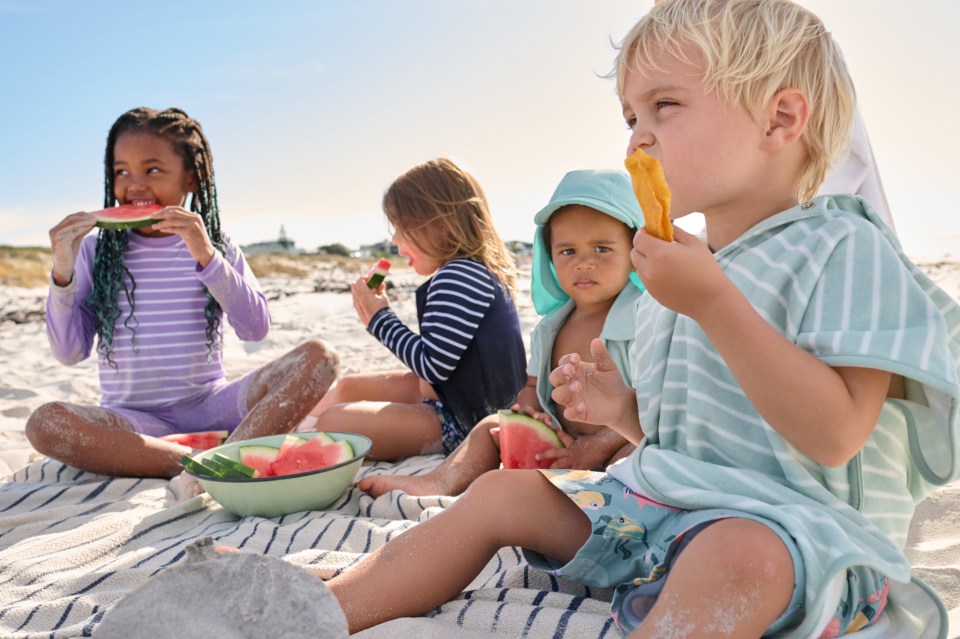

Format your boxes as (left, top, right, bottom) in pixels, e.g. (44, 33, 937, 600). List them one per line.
(1, 0, 958, 259)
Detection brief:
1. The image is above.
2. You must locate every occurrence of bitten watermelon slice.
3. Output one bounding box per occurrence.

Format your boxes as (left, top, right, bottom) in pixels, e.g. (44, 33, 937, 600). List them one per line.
(162, 430, 230, 451)
(364, 258, 391, 289)
(92, 204, 164, 230)
(498, 410, 564, 469)
(268, 437, 354, 477)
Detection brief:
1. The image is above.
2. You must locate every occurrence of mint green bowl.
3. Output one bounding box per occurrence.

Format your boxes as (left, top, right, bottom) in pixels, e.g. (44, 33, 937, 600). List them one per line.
(185, 431, 371, 518)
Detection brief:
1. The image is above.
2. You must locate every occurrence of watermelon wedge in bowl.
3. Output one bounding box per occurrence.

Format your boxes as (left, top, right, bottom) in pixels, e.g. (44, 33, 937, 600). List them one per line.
(182, 431, 372, 518)
(92, 204, 163, 230)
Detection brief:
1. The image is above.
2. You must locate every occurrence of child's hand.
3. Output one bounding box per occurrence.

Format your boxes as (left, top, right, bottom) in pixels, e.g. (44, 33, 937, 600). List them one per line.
(149, 207, 216, 268)
(549, 338, 634, 429)
(630, 225, 733, 320)
(49, 212, 96, 286)
(350, 279, 390, 327)
(538, 429, 631, 470)
(509, 403, 554, 428)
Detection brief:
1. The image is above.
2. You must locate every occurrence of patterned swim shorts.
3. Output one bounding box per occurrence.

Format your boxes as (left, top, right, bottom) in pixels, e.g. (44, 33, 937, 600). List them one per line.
(524, 469, 889, 637)
(421, 398, 469, 454)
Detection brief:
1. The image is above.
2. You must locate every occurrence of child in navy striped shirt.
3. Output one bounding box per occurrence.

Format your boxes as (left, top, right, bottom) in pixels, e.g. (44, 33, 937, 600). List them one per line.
(27, 107, 339, 480)
(305, 158, 526, 461)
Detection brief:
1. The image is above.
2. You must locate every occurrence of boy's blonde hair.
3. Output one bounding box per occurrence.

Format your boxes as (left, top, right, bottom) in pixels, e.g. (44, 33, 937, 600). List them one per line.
(615, 0, 856, 201)
(383, 158, 518, 298)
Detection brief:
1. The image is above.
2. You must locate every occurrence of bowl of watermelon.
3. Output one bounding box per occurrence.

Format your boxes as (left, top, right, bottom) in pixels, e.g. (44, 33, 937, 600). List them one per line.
(181, 431, 371, 518)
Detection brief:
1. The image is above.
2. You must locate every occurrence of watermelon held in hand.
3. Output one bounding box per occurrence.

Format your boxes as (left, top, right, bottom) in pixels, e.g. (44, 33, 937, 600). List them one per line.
(92, 204, 163, 230)
(364, 258, 391, 289)
(497, 410, 564, 470)
(162, 430, 229, 451)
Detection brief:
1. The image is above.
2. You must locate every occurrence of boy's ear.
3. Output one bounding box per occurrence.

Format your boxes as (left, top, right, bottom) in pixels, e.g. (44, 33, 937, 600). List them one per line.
(761, 88, 809, 150)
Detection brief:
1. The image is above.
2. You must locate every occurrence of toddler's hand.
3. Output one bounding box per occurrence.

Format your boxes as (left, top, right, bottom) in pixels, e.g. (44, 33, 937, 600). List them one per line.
(49, 212, 96, 286)
(509, 403, 553, 428)
(350, 279, 390, 327)
(149, 207, 216, 268)
(549, 339, 632, 427)
(630, 225, 732, 320)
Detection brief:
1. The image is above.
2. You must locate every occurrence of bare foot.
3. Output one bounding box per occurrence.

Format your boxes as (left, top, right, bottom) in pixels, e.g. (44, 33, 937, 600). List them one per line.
(358, 472, 456, 498)
(165, 470, 204, 505)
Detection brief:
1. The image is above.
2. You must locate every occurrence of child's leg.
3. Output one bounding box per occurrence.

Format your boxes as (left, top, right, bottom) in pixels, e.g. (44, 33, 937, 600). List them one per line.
(359, 413, 501, 496)
(314, 400, 443, 460)
(324, 469, 591, 633)
(628, 518, 794, 639)
(231, 340, 339, 442)
(25, 403, 189, 477)
(306, 370, 422, 418)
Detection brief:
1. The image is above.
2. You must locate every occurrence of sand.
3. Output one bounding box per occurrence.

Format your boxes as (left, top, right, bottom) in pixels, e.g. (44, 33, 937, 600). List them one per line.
(1, 257, 959, 636)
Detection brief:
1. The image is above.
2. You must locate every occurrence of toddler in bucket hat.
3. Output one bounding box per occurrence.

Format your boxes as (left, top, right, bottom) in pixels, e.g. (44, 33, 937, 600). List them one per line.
(532, 170, 645, 315)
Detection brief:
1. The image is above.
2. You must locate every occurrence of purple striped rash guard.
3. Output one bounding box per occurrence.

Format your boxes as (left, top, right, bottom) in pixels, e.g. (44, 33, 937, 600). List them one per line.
(46, 232, 270, 411)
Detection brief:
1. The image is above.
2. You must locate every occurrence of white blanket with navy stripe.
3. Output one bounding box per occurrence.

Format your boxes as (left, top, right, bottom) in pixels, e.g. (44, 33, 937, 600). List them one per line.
(0, 455, 619, 639)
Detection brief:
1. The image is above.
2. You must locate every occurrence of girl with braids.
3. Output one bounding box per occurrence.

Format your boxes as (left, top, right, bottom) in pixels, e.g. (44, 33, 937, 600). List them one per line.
(302, 158, 526, 461)
(26, 107, 339, 481)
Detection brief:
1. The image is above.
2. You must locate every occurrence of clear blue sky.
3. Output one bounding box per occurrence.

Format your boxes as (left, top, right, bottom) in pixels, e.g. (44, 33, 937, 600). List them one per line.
(2, 0, 958, 259)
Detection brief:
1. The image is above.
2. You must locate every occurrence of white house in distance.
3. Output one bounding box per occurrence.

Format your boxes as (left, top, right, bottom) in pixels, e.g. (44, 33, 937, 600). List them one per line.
(241, 225, 303, 255)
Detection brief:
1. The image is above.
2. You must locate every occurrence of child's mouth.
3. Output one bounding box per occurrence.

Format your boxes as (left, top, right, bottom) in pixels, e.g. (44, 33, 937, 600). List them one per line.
(127, 199, 158, 208)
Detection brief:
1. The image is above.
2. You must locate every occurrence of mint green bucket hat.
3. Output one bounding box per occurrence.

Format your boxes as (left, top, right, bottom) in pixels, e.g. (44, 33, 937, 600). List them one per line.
(531, 169, 645, 315)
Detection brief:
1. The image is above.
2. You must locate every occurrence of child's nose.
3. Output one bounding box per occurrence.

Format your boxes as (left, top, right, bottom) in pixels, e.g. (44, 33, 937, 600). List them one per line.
(627, 128, 654, 157)
(575, 254, 596, 269)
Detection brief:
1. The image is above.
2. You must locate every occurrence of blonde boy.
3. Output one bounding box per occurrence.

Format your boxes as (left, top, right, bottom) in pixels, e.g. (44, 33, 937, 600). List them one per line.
(318, 1, 960, 636)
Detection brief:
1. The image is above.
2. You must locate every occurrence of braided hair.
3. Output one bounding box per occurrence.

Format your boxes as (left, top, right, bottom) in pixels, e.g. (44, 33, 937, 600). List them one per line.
(90, 107, 225, 367)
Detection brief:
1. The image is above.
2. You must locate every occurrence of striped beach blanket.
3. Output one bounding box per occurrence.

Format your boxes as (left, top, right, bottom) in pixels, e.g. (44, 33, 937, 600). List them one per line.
(0, 456, 617, 638)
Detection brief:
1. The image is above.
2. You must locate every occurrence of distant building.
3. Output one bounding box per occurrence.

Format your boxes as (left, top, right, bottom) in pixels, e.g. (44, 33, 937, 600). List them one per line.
(241, 225, 303, 255)
(354, 240, 398, 258)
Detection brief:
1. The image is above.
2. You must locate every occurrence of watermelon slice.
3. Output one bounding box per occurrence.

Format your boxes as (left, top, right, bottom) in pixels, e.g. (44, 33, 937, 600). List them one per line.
(162, 430, 230, 451)
(497, 410, 564, 470)
(238, 445, 281, 478)
(364, 258, 391, 289)
(269, 437, 354, 477)
(210, 453, 256, 478)
(92, 204, 163, 230)
(181, 455, 216, 477)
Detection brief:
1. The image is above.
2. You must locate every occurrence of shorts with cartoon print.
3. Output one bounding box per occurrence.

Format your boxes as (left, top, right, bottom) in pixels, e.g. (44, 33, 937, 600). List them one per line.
(523, 469, 889, 637)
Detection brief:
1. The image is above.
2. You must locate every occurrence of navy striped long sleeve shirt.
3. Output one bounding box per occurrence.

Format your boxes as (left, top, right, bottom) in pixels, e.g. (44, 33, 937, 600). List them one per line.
(367, 258, 526, 428)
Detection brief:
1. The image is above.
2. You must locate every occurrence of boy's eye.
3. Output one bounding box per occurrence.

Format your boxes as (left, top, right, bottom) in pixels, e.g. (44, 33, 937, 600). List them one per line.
(655, 99, 678, 110)
(558, 248, 575, 257)
(624, 115, 637, 130)
(595, 246, 611, 253)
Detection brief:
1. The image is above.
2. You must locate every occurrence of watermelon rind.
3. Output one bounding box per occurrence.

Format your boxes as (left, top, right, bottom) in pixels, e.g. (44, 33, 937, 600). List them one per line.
(210, 453, 256, 478)
(497, 410, 563, 446)
(314, 431, 336, 444)
(180, 455, 216, 477)
(198, 457, 230, 478)
(364, 258, 391, 289)
(93, 205, 163, 231)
